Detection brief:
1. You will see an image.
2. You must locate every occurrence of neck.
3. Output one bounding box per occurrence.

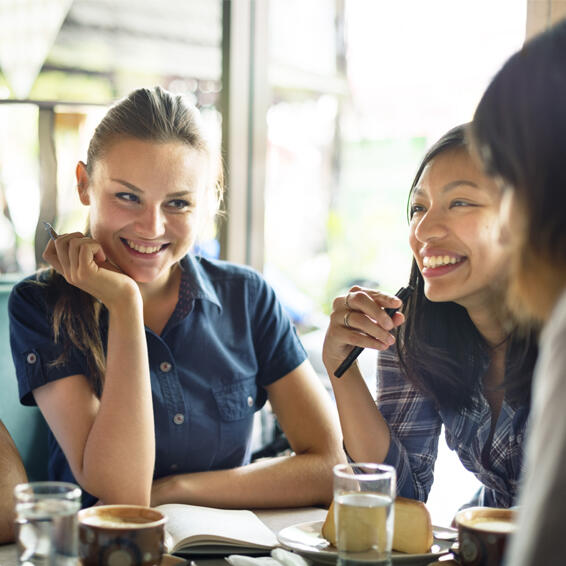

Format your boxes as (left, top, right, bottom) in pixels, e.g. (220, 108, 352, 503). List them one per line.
(138, 264, 181, 304)
(463, 290, 510, 348)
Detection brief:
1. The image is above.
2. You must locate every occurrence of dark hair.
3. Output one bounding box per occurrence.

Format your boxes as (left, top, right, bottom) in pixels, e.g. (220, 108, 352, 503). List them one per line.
(46, 86, 222, 394)
(396, 124, 537, 411)
(471, 19, 566, 293)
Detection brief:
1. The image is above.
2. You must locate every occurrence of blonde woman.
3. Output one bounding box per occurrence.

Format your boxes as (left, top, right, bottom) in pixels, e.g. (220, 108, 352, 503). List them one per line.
(9, 87, 344, 509)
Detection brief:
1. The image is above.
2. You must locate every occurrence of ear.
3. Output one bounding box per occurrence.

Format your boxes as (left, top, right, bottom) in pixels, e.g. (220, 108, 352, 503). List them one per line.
(76, 161, 90, 205)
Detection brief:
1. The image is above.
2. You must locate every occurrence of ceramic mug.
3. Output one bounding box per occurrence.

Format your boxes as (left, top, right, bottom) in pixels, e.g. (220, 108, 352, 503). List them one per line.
(78, 504, 167, 566)
(455, 507, 516, 566)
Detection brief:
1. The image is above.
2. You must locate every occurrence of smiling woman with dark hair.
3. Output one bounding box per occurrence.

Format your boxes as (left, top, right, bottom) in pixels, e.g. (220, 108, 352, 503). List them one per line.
(323, 123, 538, 511)
(472, 18, 566, 566)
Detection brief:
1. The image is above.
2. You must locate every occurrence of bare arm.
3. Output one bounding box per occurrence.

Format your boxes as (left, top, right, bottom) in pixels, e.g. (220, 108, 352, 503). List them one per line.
(0, 421, 27, 544)
(323, 286, 404, 463)
(33, 234, 155, 505)
(151, 360, 346, 508)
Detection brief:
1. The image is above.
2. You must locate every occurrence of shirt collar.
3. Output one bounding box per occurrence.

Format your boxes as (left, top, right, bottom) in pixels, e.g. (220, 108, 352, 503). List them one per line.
(179, 254, 222, 310)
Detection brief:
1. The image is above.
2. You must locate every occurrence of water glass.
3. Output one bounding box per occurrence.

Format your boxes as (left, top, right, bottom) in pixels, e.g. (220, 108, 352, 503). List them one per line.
(14, 481, 82, 565)
(333, 463, 396, 566)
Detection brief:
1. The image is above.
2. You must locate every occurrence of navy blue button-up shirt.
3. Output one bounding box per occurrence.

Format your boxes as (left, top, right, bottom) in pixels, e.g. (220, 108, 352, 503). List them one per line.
(9, 255, 307, 506)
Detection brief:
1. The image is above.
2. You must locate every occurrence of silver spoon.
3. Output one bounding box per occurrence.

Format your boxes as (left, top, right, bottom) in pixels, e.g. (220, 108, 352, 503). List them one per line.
(433, 526, 458, 541)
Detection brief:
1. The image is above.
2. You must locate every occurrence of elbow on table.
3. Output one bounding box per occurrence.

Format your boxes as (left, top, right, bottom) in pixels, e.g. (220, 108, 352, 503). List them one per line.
(78, 473, 152, 508)
(92, 486, 152, 507)
(307, 446, 348, 507)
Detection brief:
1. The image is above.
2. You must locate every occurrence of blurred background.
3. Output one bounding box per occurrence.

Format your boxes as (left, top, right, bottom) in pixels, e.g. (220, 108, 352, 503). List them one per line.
(0, 0, 562, 524)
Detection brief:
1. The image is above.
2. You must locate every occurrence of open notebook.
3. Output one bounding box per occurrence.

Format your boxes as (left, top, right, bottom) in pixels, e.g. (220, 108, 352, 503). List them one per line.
(156, 504, 279, 556)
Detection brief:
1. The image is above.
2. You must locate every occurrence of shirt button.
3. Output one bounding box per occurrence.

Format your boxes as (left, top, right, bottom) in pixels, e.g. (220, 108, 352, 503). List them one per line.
(173, 413, 184, 425)
(160, 361, 172, 372)
(247, 396, 254, 407)
(26, 353, 37, 364)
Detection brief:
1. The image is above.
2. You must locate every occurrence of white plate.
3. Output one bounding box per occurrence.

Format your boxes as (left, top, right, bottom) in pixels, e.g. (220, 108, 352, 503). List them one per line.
(277, 520, 453, 564)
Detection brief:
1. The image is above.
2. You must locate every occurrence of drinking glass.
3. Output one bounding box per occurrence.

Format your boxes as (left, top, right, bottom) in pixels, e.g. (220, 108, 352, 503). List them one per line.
(333, 463, 396, 566)
(14, 481, 82, 565)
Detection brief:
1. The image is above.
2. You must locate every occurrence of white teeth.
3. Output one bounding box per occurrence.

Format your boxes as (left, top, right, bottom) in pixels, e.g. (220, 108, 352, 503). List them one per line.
(423, 255, 462, 268)
(126, 240, 162, 254)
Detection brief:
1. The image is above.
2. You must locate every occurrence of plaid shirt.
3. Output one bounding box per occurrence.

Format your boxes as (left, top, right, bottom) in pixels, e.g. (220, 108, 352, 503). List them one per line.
(377, 346, 529, 508)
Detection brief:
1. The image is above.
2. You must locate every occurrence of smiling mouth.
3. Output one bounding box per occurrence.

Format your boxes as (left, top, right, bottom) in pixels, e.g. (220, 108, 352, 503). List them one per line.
(121, 238, 169, 254)
(423, 255, 465, 269)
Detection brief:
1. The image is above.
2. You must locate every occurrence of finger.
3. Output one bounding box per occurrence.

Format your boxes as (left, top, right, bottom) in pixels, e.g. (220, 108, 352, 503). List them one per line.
(366, 289, 403, 310)
(67, 236, 86, 272)
(42, 240, 65, 274)
(76, 240, 109, 275)
(52, 232, 85, 275)
(341, 309, 396, 347)
(343, 290, 398, 331)
(391, 311, 405, 328)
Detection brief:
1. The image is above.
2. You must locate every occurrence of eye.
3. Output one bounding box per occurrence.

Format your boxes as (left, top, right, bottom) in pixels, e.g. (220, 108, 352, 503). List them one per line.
(409, 203, 426, 218)
(166, 199, 191, 211)
(450, 200, 477, 209)
(116, 192, 140, 203)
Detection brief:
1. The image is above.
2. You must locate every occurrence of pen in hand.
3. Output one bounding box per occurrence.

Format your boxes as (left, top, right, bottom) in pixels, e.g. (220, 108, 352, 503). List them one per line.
(43, 221, 58, 242)
(333, 285, 414, 378)
(42, 221, 123, 272)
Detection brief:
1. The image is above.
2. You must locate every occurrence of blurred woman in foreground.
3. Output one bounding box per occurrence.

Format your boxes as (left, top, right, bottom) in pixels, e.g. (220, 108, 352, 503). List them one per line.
(472, 17, 566, 566)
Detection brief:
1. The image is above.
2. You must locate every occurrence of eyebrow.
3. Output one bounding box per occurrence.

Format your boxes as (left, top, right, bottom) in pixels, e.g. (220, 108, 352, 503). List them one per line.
(110, 178, 193, 198)
(412, 179, 479, 197)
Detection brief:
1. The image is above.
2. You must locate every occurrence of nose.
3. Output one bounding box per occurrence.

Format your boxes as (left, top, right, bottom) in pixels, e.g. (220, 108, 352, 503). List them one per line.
(413, 207, 448, 243)
(135, 205, 165, 238)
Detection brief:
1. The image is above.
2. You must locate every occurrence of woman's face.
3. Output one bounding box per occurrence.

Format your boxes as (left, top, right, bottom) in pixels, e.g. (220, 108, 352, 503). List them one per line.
(497, 184, 555, 323)
(409, 148, 509, 311)
(77, 137, 208, 286)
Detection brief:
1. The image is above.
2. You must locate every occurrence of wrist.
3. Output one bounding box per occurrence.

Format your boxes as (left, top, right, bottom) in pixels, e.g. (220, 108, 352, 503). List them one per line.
(105, 282, 143, 318)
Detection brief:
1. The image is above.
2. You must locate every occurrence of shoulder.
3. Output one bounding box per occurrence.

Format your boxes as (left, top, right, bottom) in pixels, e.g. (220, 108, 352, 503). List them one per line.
(193, 256, 263, 284)
(543, 289, 566, 344)
(191, 256, 271, 301)
(187, 256, 285, 319)
(8, 271, 52, 312)
(537, 289, 566, 384)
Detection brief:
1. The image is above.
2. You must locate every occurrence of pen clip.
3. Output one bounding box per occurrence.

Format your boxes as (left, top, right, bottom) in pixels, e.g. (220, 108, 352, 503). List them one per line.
(42, 221, 58, 241)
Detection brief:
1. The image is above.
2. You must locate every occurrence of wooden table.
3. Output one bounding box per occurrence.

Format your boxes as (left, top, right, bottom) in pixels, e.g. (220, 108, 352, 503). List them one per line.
(0, 507, 447, 565)
(0, 507, 327, 566)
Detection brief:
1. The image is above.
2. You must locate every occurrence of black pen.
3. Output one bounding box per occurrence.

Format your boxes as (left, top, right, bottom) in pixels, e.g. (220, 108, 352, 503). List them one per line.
(333, 285, 414, 378)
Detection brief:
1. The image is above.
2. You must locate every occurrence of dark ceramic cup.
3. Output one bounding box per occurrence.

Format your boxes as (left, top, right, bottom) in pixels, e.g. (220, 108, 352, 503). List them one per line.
(78, 504, 167, 566)
(455, 507, 516, 566)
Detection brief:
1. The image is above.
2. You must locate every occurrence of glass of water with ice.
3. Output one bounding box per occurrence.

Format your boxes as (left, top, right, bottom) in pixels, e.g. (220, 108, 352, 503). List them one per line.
(14, 481, 82, 565)
(333, 463, 396, 566)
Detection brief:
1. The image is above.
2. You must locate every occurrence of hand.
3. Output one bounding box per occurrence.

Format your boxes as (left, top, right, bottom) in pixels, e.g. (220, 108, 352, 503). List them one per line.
(151, 474, 190, 506)
(43, 232, 139, 307)
(322, 285, 406, 373)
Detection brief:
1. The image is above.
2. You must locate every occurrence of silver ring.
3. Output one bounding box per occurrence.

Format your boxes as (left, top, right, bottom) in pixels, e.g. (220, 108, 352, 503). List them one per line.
(345, 293, 352, 309)
(344, 310, 353, 329)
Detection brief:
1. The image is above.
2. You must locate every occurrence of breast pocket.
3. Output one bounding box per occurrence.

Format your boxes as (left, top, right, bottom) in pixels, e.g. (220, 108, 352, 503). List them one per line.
(213, 377, 258, 421)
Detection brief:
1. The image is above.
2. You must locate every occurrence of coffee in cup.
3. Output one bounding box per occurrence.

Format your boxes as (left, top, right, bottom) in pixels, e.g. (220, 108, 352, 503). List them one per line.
(78, 504, 167, 566)
(455, 507, 516, 566)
